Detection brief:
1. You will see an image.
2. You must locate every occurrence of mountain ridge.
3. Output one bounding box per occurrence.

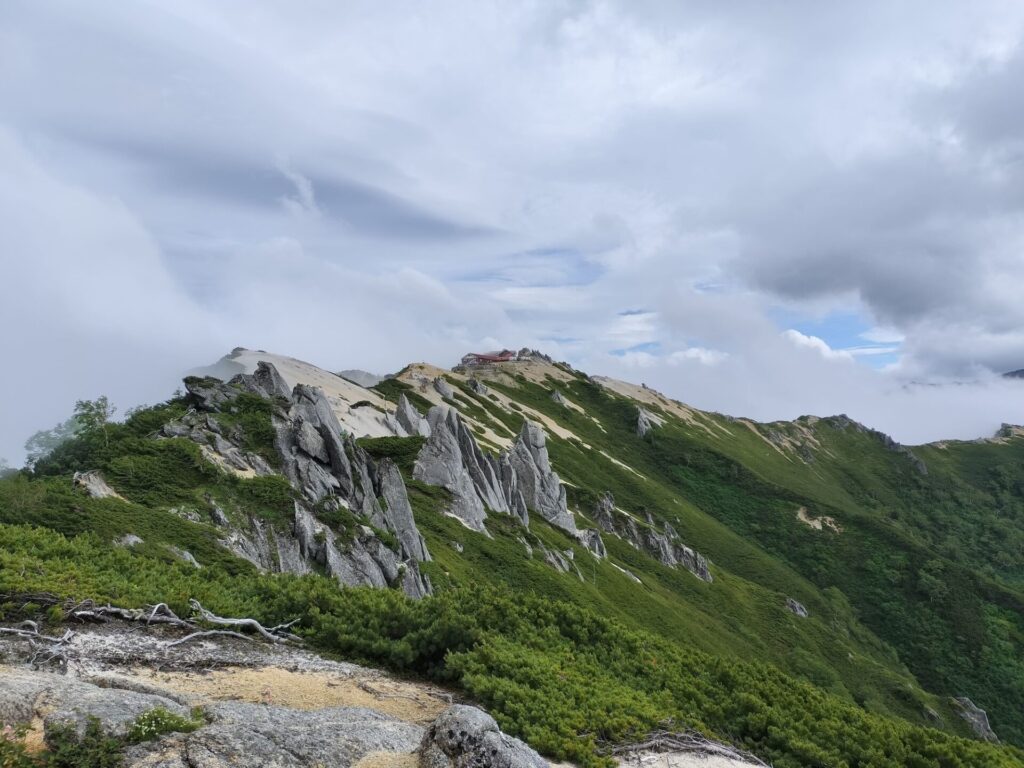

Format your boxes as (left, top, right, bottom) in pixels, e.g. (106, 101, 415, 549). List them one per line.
(2, 345, 1024, 767)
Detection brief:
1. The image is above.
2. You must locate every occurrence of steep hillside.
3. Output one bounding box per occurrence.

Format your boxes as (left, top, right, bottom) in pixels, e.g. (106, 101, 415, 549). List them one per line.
(1, 347, 1022, 767)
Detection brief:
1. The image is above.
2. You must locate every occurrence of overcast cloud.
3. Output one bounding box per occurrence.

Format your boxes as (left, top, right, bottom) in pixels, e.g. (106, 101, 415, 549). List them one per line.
(2, 0, 1024, 463)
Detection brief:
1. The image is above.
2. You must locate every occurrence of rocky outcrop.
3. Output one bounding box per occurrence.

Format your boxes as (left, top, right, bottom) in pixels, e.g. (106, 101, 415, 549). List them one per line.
(396, 394, 432, 437)
(162, 410, 276, 478)
(414, 407, 528, 531)
(550, 390, 568, 406)
(785, 597, 809, 618)
(420, 705, 547, 768)
(467, 378, 488, 395)
(378, 459, 431, 562)
(168, 365, 432, 599)
(638, 409, 655, 438)
(954, 697, 999, 742)
(130, 702, 423, 768)
(577, 528, 606, 559)
(0, 665, 543, 768)
(0, 667, 191, 743)
(167, 546, 201, 568)
(591, 492, 712, 582)
(411, 411, 576, 536)
(507, 421, 575, 533)
(434, 377, 456, 400)
(73, 470, 123, 500)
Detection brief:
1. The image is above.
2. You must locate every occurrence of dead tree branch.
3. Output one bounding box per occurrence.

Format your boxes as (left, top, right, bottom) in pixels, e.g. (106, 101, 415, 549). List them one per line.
(164, 630, 255, 648)
(606, 728, 771, 767)
(188, 599, 301, 644)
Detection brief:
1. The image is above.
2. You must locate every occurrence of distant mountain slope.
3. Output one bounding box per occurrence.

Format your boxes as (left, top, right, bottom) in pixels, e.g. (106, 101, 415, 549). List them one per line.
(2, 347, 1024, 766)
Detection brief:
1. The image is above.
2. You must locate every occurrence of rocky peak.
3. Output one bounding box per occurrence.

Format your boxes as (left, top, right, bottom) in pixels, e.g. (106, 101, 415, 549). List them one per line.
(507, 421, 576, 534)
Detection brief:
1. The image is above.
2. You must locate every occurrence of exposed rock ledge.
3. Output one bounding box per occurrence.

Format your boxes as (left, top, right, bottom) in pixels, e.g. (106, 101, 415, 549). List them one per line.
(0, 621, 760, 768)
(0, 620, 546, 768)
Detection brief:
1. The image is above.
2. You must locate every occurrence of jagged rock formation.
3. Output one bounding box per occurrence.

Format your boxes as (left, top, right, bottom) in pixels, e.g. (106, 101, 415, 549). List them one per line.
(550, 389, 568, 406)
(163, 409, 277, 478)
(954, 697, 999, 742)
(420, 704, 547, 768)
(396, 393, 432, 437)
(591, 492, 712, 582)
(169, 363, 432, 598)
(411, 409, 580, 536)
(467, 378, 488, 395)
(413, 407, 528, 531)
(507, 421, 576, 533)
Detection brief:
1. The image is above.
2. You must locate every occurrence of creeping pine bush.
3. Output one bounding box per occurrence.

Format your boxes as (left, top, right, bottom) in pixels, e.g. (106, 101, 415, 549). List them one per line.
(0, 717, 122, 768)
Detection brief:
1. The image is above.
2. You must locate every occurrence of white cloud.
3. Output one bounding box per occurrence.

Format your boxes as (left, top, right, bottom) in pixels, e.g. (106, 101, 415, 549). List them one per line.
(667, 347, 729, 366)
(783, 330, 855, 362)
(2, 1, 1024, 460)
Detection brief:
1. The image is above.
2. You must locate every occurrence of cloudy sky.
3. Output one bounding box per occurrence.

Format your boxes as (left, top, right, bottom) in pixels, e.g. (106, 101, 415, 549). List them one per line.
(3, 0, 1024, 462)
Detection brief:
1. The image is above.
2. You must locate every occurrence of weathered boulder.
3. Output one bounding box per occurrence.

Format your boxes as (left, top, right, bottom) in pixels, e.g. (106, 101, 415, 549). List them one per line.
(591, 491, 616, 530)
(550, 390, 568, 406)
(73, 470, 123, 500)
(434, 377, 456, 400)
(508, 421, 575, 534)
(419, 705, 547, 768)
(785, 597, 809, 618)
(167, 546, 201, 568)
(953, 697, 999, 742)
(467, 378, 488, 396)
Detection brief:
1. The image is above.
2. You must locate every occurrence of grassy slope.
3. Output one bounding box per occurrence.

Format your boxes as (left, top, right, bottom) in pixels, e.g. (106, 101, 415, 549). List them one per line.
(454, 363, 1024, 745)
(382, 373, 967, 733)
